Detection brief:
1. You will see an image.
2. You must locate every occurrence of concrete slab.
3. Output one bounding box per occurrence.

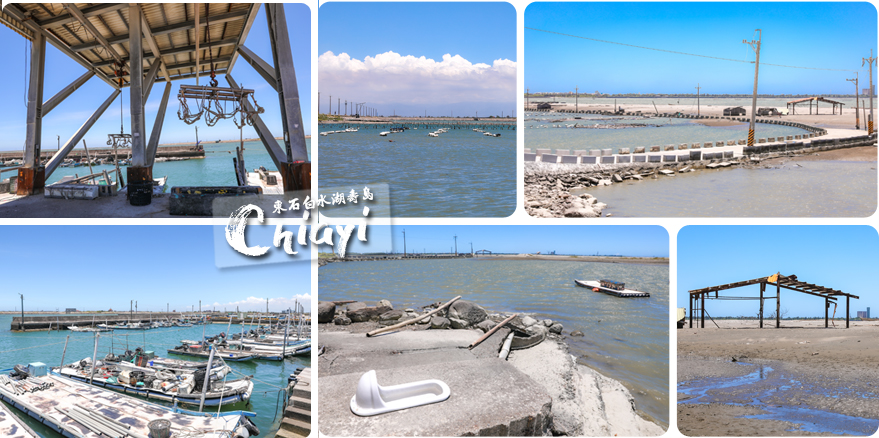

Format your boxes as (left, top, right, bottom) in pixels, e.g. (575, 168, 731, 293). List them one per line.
(319, 358, 552, 437)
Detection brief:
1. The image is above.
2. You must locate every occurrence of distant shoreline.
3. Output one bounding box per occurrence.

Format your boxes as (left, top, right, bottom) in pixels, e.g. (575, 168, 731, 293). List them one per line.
(160, 135, 311, 147)
(476, 254, 669, 264)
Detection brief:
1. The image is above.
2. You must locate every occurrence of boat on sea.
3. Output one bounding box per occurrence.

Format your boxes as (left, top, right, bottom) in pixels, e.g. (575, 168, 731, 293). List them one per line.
(574, 279, 651, 298)
(168, 342, 257, 362)
(67, 325, 113, 333)
(428, 132, 439, 137)
(0, 364, 257, 437)
(55, 356, 253, 407)
(379, 131, 390, 136)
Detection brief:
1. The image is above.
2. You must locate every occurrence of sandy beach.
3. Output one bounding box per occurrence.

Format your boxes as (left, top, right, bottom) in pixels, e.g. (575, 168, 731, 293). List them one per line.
(678, 320, 879, 436)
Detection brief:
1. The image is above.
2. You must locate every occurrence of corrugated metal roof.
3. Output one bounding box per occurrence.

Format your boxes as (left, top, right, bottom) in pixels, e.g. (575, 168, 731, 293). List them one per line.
(1, 3, 258, 86)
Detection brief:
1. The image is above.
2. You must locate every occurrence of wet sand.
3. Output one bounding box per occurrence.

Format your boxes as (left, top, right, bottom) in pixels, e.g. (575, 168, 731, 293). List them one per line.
(678, 320, 879, 436)
(763, 145, 876, 163)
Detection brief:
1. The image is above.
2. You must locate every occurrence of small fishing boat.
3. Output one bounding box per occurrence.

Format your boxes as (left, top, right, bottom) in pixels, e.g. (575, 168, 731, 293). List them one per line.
(168, 343, 257, 362)
(574, 279, 650, 298)
(55, 357, 253, 407)
(428, 132, 439, 137)
(379, 131, 390, 136)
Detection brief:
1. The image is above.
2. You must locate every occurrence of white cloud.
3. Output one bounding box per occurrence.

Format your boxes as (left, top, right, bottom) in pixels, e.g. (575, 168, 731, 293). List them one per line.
(211, 294, 312, 313)
(319, 51, 516, 106)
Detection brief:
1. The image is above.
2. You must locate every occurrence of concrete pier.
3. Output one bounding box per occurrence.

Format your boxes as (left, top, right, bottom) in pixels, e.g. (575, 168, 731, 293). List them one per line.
(276, 367, 312, 438)
(319, 330, 552, 436)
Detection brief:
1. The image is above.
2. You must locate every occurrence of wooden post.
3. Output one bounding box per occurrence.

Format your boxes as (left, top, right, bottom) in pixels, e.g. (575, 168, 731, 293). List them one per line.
(700, 293, 705, 329)
(846, 296, 850, 328)
(59, 335, 70, 369)
(759, 283, 764, 328)
(366, 296, 462, 337)
(776, 281, 781, 328)
(689, 294, 693, 328)
(825, 298, 829, 328)
(468, 314, 517, 349)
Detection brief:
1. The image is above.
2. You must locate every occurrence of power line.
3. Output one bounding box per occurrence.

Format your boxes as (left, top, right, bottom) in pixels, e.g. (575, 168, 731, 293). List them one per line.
(525, 27, 856, 72)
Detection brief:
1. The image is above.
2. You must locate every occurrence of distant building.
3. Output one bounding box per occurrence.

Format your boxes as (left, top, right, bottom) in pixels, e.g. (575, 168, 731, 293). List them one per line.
(65, 308, 77, 313)
(537, 102, 552, 110)
(857, 311, 868, 319)
(862, 86, 875, 96)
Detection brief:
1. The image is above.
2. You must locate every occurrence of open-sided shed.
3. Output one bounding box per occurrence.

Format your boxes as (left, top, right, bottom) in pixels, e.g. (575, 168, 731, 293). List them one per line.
(1, 3, 310, 204)
(787, 97, 845, 115)
(688, 273, 859, 329)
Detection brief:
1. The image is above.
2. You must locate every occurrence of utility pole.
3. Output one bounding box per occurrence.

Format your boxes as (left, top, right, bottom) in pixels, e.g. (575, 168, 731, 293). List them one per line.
(695, 83, 701, 116)
(575, 86, 578, 112)
(329, 95, 332, 115)
(470, 241, 473, 255)
(337, 98, 340, 115)
(526, 88, 529, 107)
(345, 100, 347, 116)
(130, 300, 133, 320)
(847, 73, 860, 130)
(402, 228, 406, 255)
(863, 50, 876, 134)
(743, 30, 762, 146)
(18, 294, 23, 330)
(453, 235, 458, 256)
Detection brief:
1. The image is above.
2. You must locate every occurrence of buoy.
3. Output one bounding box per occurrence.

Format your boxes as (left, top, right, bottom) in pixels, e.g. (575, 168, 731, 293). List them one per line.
(592, 288, 600, 292)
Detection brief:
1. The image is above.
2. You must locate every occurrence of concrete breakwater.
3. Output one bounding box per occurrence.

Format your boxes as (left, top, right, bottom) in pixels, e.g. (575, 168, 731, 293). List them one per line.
(12, 312, 194, 331)
(0, 145, 204, 163)
(318, 298, 665, 436)
(525, 124, 876, 217)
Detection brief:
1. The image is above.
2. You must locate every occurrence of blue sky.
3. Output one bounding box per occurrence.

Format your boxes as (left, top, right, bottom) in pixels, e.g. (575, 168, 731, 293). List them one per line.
(318, 2, 516, 117)
(678, 226, 878, 318)
(0, 4, 310, 151)
(345, 225, 669, 257)
(1, 226, 311, 312)
(526, 2, 877, 94)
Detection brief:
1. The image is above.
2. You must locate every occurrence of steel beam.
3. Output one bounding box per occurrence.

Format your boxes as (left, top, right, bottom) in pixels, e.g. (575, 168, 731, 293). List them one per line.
(92, 39, 238, 68)
(143, 59, 161, 102)
(237, 45, 277, 90)
(226, 4, 261, 76)
(825, 299, 829, 328)
(67, 9, 249, 53)
(265, 4, 308, 163)
(138, 5, 171, 84)
(42, 71, 94, 116)
(846, 296, 850, 328)
(38, 3, 126, 29)
(759, 282, 764, 328)
(44, 90, 121, 178)
(24, 31, 46, 169)
(128, 5, 146, 168)
(146, 83, 172, 166)
(700, 293, 705, 328)
(226, 74, 287, 171)
(2, 4, 118, 90)
(776, 281, 781, 328)
(63, 3, 123, 65)
(156, 69, 228, 84)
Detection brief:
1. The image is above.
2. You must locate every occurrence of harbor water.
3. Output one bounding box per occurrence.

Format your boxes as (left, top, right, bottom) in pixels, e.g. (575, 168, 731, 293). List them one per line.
(585, 160, 877, 217)
(524, 112, 810, 154)
(0, 314, 310, 437)
(40, 139, 311, 187)
(319, 128, 516, 217)
(319, 258, 669, 427)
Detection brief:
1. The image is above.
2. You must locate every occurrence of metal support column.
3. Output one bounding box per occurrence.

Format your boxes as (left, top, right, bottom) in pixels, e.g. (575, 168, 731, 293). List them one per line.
(127, 4, 151, 204)
(143, 60, 162, 102)
(43, 71, 95, 117)
(18, 31, 47, 195)
(146, 83, 173, 166)
(265, 4, 310, 192)
(45, 90, 121, 178)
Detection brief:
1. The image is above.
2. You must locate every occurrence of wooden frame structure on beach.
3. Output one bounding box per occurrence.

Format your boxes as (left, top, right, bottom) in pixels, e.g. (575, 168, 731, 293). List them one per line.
(787, 97, 845, 115)
(1, 3, 310, 203)
(688, 274, 859, 329)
